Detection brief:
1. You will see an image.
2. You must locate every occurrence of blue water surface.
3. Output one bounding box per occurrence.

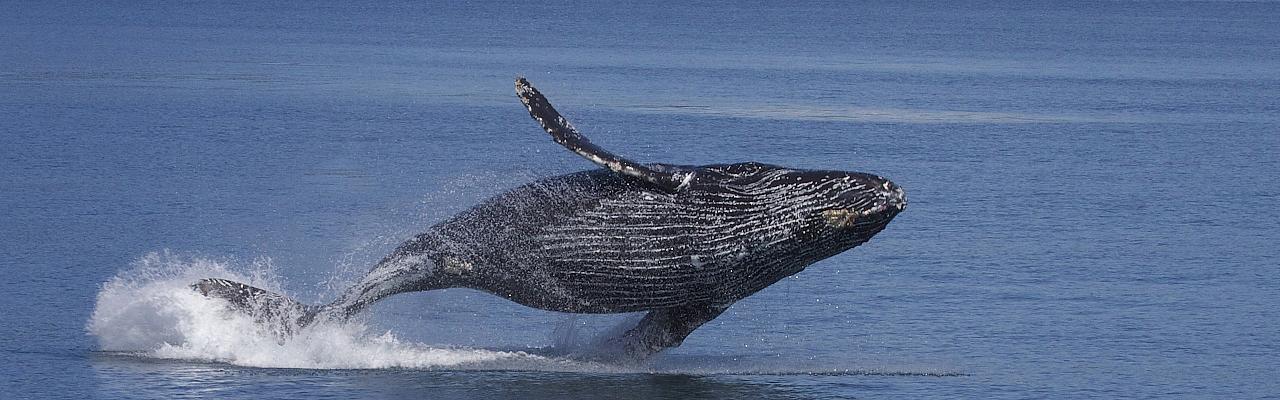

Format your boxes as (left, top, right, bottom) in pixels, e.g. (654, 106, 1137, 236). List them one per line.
(2, 1, 1278, 398)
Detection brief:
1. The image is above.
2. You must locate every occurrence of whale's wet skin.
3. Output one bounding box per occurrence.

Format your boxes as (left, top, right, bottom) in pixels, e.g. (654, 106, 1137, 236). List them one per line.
(194, 78, 905, 359)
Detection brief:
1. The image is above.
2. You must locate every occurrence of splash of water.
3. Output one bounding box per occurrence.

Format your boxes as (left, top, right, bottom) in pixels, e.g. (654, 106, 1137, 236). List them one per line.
(87, 251, 534, 369)
(87, 251, 959, 376)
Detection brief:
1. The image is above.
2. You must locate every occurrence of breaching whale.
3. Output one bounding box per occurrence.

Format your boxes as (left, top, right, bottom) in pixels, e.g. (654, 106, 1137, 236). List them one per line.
(194, 78, 906, 359)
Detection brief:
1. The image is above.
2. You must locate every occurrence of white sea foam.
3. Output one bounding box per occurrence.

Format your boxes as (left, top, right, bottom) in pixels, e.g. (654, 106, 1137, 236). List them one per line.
(87, 251, 535, 369)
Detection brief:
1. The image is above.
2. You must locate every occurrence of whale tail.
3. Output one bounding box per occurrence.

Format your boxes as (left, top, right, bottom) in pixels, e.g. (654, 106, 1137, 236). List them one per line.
(191, 278, 326, 336)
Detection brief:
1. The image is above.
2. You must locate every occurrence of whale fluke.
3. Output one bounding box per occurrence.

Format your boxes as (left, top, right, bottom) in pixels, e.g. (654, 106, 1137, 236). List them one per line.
(192, 278, 322, 334)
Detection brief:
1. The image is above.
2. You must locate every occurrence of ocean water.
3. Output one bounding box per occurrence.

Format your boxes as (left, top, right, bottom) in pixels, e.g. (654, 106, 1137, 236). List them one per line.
(3, 1, 1278, 398)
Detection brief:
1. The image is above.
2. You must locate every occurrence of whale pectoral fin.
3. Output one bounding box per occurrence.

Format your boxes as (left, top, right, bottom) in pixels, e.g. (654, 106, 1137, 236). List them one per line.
(515, 77, 693, 193)
(192, 278, 321, 335)
(608, 303, 729, 360)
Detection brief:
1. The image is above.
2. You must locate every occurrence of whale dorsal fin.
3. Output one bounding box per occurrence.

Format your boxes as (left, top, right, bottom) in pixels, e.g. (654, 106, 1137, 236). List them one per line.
(516, 77, 692, 193)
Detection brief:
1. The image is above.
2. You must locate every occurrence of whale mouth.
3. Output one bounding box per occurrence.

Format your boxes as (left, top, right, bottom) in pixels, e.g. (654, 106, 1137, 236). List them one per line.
(821, 205, 898, 229)
(824, 180, 906, 229)
(821, 209, 858, 227)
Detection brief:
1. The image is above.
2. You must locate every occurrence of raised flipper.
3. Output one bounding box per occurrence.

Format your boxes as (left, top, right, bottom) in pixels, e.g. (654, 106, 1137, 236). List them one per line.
(515, 77, 694, 193)
(192, 245, 450, 335)
(600, 303, 729, 360)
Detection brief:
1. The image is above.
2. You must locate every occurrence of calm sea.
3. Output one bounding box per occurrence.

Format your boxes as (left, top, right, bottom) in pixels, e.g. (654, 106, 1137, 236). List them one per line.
(2, 1, 1277, 398)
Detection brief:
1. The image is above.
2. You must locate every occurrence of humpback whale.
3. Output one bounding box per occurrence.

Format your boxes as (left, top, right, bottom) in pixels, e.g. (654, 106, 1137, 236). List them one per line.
(194, 78, 906, 359)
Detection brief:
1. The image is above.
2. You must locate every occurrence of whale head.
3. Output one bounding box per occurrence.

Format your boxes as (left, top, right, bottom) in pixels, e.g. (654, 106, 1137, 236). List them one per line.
(700, 162, 905, 260)
(818, 172, 906, 230)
